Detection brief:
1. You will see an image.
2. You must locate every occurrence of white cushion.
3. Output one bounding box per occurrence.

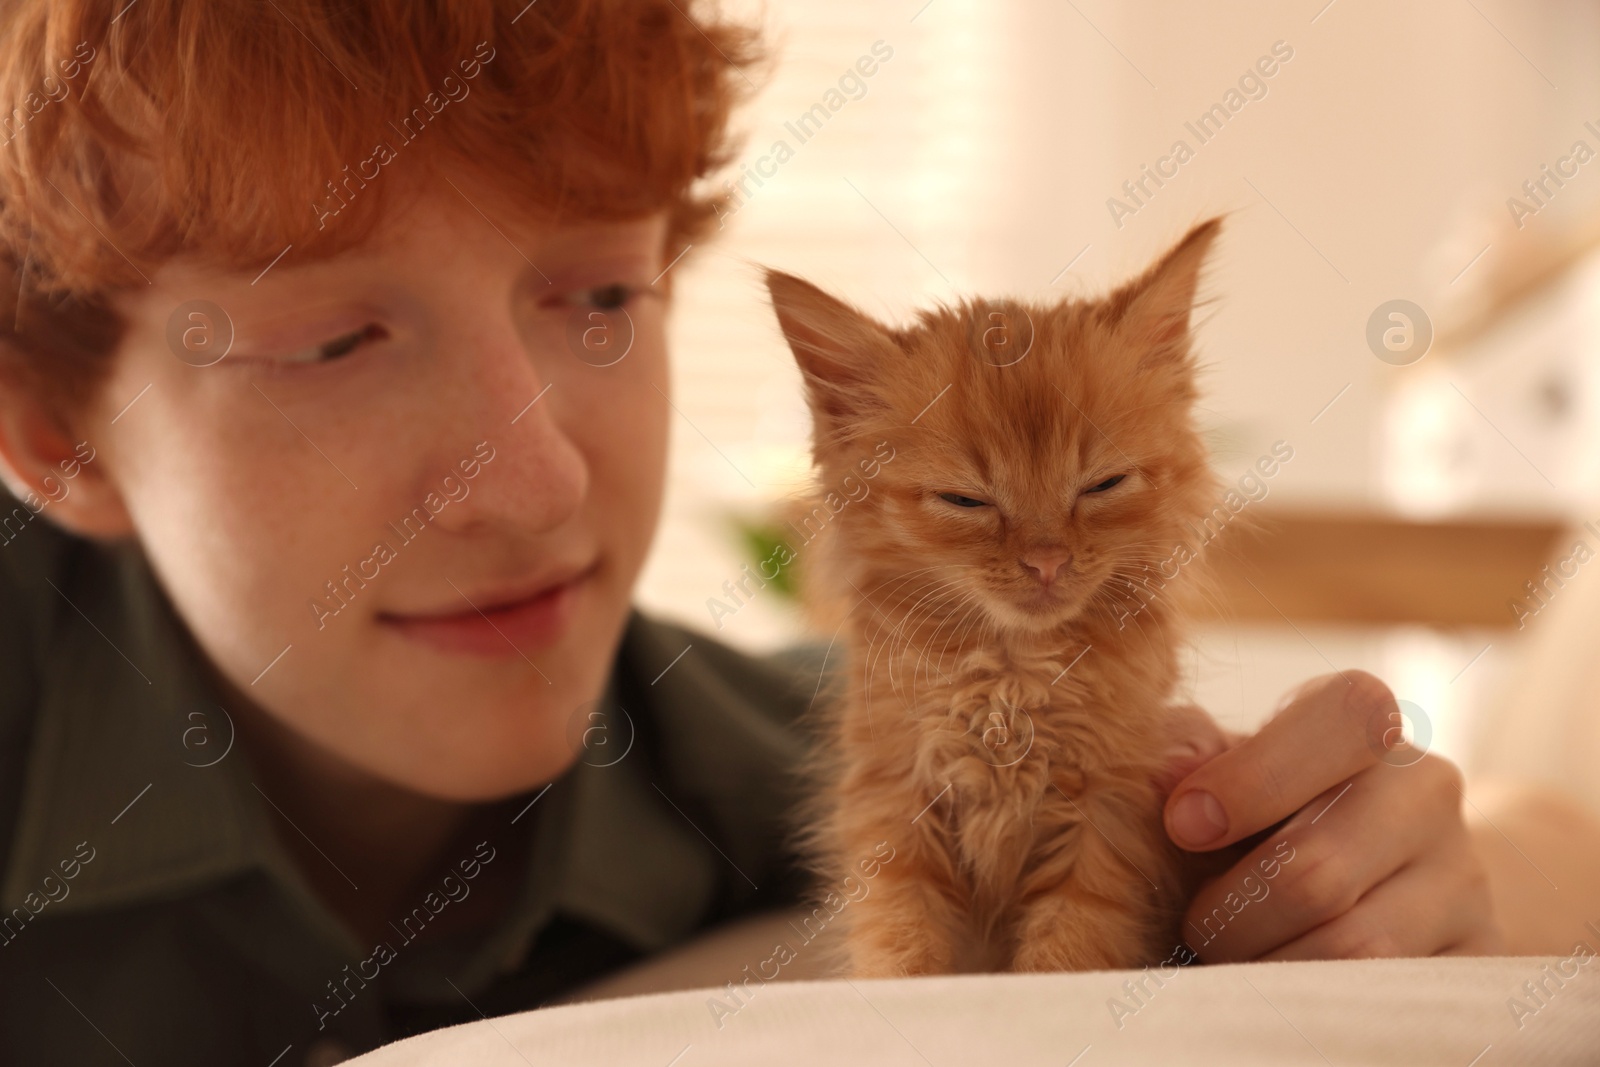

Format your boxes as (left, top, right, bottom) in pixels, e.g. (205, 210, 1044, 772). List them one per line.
(347, 953, 1596, 1066)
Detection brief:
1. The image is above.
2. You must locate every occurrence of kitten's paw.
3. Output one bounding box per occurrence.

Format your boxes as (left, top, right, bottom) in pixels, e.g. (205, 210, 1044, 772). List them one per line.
(1009, 939, 1126, 973)
(846, 936, 954, 978)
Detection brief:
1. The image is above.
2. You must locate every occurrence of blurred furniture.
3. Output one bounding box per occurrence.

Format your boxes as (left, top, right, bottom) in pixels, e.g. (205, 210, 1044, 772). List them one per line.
(1203, 510, 1564, 628)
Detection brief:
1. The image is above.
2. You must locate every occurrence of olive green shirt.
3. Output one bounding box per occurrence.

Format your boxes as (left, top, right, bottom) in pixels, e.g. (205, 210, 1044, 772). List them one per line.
(0, 495, 828, 1065)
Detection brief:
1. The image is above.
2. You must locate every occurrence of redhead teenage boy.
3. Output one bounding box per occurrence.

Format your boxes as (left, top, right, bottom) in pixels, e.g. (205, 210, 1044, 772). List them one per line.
(0, 1, 1596, 1064)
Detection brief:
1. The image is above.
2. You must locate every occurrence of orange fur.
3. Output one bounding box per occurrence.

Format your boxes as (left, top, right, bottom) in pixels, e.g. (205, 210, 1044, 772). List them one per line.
(769, 218, 1233, 976)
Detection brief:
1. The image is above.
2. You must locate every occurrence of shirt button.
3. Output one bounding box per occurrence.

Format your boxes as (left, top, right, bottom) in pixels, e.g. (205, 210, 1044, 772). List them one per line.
(304, 1038, 355, 1066)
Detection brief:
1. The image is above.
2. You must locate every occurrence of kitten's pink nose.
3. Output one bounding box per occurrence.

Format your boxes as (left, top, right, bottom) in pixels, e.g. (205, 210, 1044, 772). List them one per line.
(1021, 551, 1073, 586)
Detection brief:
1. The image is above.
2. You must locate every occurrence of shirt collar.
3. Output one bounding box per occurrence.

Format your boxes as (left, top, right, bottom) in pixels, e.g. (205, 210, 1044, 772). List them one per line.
(445, 611, 726, 991)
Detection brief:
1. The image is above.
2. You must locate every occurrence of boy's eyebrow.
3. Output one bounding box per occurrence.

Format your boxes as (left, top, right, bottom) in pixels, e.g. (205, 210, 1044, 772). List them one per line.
(178, 214, 668, 308)
(284, 218, 661, 274)
(531, 222, 667, 257)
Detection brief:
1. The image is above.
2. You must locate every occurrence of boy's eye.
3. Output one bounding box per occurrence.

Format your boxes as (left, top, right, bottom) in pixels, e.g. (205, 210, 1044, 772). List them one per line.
(583, 283, 637, 310)
(281, 323, 386, 365)
(549, 283, 652, 312)
(1083, 474, 1127, 494)
(938, 492, 989, 508)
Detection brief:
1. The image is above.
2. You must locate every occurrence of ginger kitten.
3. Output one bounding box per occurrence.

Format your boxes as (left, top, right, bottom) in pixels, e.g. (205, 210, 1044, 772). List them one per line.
(768, 218, 1230, 975)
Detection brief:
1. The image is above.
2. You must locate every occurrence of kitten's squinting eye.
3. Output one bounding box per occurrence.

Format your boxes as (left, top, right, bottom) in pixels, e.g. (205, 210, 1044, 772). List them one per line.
(938, 492, 989, 508)
(1083, 474, 1127, 494)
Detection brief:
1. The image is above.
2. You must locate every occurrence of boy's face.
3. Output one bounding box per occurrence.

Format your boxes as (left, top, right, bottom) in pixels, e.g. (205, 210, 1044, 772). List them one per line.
(92, 173, 672, 799)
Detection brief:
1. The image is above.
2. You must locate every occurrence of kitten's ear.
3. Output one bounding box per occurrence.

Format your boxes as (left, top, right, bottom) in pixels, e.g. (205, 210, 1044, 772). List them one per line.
(1110, 216, 1222, 363)
(765, 268, 897, 432)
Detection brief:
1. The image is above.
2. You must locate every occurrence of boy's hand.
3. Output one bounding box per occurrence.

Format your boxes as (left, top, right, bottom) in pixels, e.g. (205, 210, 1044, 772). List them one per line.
(1158, 671, 1504, 960)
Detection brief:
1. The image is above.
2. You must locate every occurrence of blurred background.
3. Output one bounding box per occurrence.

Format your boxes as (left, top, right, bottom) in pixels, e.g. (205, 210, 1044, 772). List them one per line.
(634, 0, 1600, 809)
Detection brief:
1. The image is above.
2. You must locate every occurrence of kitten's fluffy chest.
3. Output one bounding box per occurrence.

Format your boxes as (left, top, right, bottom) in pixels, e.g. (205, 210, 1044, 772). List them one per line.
(863, 639, 1174, 905)
(871, 639, 1166, 781)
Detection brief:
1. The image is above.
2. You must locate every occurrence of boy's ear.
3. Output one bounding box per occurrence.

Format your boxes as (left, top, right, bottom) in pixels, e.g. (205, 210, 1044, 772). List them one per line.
(1109, 215, 1223, 363)
(0, 375, 134, 540)
(764, 268, 898, 437)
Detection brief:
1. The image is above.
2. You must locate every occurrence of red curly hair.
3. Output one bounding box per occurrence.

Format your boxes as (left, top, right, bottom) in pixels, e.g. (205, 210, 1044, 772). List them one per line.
(0, 0, 765, 409)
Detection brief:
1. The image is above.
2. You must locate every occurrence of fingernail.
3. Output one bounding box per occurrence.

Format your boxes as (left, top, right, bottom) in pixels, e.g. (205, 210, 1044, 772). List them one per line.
(1169, 790, 1228, 847)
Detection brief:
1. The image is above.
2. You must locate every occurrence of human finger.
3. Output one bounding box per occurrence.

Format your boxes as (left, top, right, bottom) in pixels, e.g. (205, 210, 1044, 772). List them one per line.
(1164, 670, 1403, 851)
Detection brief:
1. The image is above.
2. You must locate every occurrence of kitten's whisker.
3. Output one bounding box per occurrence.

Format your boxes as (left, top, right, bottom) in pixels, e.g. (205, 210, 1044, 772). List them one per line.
(938, 592, 991, 678)
(900, 582, 974, 704)
(930, 591, 982, 681)
(875, 573, 965, 654)
(854, 565, 951, 640)
(911, 585, 978, 694)
(861, 570, 965, 710)
(902, 588, 947, 697)
(855, 567, 955, 703)
(895, 576, 967, 641)
(889, 575, 960, 643)
(828, 570, 944, 728)
(888, 578, 970, 700)
(857, 566, 959, 653)
(926, 602, 984, 698)
(1097, 582, 1170, 664)
(1085, 584, 1148, 645)
(857, 564, 955, 604)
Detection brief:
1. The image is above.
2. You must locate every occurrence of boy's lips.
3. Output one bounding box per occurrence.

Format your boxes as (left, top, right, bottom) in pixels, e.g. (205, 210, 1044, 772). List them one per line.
(380, 559, 600, 657)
